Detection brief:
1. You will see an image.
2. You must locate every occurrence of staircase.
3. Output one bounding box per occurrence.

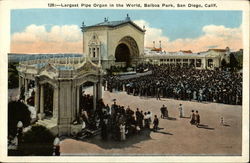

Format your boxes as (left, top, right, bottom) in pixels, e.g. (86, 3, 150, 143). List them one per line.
(35, 118, 58, 135)
(36, 118, 57, 128)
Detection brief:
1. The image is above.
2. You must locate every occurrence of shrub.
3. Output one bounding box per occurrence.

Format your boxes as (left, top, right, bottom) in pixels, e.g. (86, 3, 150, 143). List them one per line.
(8, 62, 19, 89)
(19, 125, 55, 156)
(8, 101, 31, 136)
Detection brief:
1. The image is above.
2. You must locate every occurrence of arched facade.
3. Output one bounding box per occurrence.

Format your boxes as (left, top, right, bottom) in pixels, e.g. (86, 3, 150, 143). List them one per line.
(82, 16, 145, 68)
(18, 59, 103, 136)
(115, 36, 139, 66)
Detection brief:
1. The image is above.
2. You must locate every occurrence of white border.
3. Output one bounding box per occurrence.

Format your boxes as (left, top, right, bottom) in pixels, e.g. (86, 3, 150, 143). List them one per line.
(0, 0, 249, 162)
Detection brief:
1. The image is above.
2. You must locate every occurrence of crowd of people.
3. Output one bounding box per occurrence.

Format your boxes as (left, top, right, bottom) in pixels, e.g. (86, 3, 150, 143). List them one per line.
(104, 64, 242, 105)
(76, 96, 160, 141)
(76, 95, 203, 142)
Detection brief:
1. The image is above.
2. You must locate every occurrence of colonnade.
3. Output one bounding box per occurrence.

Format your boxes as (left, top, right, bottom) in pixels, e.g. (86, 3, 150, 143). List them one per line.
(147, 57, 219, 69)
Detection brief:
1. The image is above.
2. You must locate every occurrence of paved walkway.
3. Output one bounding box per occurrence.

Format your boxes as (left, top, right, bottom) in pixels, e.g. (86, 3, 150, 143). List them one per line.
(61, 89, 242, 155)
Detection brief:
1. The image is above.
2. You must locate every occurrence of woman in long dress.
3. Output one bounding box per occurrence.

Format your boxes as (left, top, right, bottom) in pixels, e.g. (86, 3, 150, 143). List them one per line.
(120, 123, 126, 141)
(178, 104, 183, 118)
(193, 90, 197, 100)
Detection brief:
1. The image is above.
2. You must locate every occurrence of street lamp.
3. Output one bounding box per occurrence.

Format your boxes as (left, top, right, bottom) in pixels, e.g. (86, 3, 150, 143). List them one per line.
(53, 136, 60, 156)
(17, 121, 23, 130)
(16, 121, 23, 145)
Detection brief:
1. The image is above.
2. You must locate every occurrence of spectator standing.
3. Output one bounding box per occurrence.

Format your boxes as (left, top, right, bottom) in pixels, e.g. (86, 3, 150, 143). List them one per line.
(153, 115, 159, 132)
(178, 104, 184, 118)
(195, 111, 200, 127)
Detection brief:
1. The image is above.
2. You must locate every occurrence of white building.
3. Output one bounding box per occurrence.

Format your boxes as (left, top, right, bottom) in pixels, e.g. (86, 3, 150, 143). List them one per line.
(82, 14, 145, 69)
(143, 47, 231, 69)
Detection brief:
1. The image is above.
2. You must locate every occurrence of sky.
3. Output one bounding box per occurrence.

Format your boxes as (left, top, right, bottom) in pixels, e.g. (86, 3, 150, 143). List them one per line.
(11, 9, 242, 53)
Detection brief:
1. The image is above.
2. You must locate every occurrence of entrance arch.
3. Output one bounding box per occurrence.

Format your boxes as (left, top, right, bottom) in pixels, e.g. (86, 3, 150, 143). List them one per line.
(115, 43, 130, 64)
(115, 36, 139, 67)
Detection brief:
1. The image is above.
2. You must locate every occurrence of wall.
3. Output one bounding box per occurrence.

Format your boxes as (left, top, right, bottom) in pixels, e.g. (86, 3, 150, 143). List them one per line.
(83, 27, 108, 60)
(108, 24, 144, 58)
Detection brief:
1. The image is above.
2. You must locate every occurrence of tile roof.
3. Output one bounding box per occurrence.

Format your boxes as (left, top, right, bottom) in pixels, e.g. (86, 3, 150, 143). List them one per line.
(85, 20, 145, 32)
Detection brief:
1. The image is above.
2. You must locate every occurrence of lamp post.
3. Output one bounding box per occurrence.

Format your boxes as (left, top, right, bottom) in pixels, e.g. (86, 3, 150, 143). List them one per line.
(53, 136, 60, 156)
(16, 121, 23, 145)
(17, 121, 23, 132)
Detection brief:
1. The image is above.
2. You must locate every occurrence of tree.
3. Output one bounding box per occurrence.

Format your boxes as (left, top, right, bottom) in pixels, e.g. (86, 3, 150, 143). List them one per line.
(229, 53, 239, 70)
(19, 125, 55, 156)
(8, 62, 19, 89)
(221, 59, 227, 68)
(8, 101, 31, 136)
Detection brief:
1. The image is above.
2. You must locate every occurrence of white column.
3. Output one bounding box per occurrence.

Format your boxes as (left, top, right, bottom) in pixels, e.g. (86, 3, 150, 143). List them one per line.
(24, 79, 29, 102)
(76, 86, 80, 117)
(204, 58, 207, 69)
(25, 79, 28, 93)
(35, 84, 40, 113)
(93, 83, 97, 111)
(98, 46, 101, 66)
(19, 76, 22, 92)
(53, 87, 58, 119)
(39, 85, 45, 120)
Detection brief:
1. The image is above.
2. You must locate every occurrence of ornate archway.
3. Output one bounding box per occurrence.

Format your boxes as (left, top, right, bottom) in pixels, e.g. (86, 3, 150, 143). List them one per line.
(115, 43, 130, 63)
(115, 36, 139, 66)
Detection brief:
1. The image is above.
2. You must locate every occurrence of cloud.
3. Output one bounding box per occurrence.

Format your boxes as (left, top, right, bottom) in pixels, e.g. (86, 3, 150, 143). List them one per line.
(11, 21, 242, 54)
(134, 20, 169, 49)
(134, 20, 242, 52)
(167, 24, 242, 52)
(11, 24, 82, 53)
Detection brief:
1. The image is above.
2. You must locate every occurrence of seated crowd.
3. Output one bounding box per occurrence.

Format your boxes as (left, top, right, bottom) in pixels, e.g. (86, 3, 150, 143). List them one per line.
(104, 64, 242, 105)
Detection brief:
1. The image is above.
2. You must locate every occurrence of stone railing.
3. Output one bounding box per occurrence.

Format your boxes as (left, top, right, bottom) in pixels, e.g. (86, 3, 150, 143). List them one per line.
(58, 69, 77, 78)
(19, 57, 85, 67)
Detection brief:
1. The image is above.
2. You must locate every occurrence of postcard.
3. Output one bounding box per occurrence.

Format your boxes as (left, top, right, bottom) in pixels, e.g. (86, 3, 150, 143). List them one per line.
(0, 0, 249, 162)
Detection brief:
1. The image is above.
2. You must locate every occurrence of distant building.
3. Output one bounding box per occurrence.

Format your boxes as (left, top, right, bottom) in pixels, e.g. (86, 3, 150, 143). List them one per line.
(142, 47, 231, 69)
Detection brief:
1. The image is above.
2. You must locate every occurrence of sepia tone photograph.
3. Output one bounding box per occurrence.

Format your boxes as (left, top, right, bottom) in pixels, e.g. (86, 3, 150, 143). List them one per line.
(2, 1, 249, 162)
